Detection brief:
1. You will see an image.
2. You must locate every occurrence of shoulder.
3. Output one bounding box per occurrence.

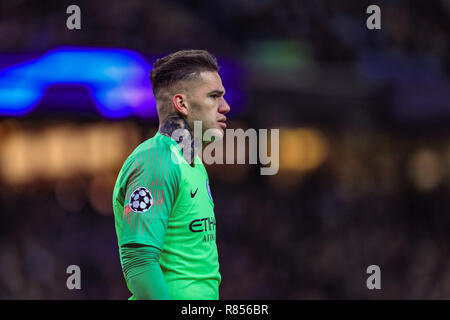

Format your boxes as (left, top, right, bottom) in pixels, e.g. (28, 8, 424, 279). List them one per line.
(120, 134, 185, 184)
(127, 135, 174, 164)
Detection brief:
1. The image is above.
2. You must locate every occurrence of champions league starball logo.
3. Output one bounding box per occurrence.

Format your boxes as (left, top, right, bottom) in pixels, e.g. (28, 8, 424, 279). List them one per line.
(129, 187, 153, 213)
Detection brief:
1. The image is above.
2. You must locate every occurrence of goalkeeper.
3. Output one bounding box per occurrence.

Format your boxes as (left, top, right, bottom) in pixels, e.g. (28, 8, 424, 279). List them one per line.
(112, 50, 230, 299)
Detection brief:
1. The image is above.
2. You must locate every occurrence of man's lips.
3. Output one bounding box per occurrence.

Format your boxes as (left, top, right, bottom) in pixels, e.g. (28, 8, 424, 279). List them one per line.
(217, 118, 227, 128)
(218, 121, 227, 128)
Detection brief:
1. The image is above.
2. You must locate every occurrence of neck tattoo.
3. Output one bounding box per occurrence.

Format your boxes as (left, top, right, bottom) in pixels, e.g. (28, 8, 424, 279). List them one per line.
(159, 115, 198, 165)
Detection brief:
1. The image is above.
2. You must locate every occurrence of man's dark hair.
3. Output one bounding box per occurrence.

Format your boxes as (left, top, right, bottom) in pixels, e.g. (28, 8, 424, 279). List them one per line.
(150, 49, 219, 98)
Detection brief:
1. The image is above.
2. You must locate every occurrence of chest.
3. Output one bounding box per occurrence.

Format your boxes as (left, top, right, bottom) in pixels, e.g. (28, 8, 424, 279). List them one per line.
(174, 162, 215, 221)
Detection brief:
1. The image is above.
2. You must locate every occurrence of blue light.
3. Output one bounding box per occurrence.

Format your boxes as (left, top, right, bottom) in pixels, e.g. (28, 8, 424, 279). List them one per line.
(0, 47, 156, 118)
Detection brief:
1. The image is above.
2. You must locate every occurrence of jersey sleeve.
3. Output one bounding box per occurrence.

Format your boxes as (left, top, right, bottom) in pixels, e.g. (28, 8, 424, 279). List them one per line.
(119, 144, 181, 250)
(120, 245, 171, 300)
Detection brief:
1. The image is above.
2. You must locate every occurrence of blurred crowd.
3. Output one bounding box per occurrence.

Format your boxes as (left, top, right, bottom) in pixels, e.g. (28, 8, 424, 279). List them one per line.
(0, 125, 449, 299)
(0, 0, 450, 299)
(1, 1, 450, 77)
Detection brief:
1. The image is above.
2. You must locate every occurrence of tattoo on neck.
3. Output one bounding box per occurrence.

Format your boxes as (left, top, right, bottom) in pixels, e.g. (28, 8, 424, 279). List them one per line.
(159, 114, 191, 137)
(159, 115, 196, 164)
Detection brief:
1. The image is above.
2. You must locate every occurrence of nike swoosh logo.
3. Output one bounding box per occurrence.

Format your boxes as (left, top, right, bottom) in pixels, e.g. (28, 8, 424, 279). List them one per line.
(190, 188, 198, 198)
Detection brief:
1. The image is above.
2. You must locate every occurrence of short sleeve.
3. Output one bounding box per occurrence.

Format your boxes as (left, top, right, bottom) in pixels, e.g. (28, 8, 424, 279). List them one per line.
(119, 144, 181, 249)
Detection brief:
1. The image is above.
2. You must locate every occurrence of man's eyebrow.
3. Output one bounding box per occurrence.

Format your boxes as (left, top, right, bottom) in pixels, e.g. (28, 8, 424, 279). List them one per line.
(208, 89, 225, 95)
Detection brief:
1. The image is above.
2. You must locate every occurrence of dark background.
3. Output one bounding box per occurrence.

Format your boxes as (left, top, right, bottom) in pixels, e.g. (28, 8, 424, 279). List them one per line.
(0, 0, 449, 299)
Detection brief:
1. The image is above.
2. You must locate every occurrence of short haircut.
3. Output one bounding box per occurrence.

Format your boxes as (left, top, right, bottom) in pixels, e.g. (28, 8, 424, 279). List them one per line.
(149, 49, 219, 98)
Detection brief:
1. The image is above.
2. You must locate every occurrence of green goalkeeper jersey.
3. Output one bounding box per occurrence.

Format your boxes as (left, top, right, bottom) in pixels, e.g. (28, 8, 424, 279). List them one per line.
(112, 131, 221, 299)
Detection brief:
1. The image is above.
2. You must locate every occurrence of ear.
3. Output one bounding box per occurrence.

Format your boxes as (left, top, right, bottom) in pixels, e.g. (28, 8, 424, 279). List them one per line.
(172, 93, 189, 116)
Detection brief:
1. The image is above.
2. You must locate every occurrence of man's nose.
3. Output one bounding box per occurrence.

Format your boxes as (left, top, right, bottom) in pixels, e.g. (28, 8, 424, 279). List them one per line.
(219, 98, 230, 114)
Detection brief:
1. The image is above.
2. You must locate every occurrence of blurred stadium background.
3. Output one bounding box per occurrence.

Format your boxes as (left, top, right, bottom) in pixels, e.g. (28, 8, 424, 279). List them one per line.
(0, 0, 450, 299)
